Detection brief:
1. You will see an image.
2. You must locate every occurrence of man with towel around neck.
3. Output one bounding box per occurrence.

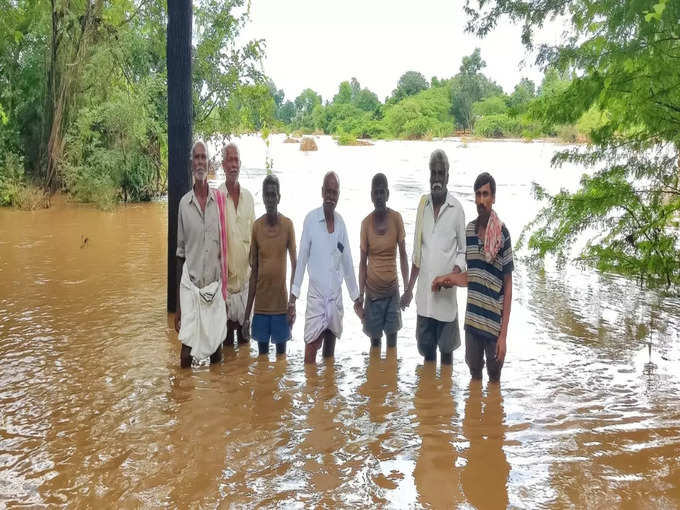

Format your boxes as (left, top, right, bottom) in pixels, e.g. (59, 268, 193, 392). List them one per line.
(432, 172, 514, 383)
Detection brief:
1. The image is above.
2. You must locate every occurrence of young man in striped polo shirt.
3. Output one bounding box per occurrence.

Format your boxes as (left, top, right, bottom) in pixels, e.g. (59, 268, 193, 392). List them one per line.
(431, 172, 513, 382)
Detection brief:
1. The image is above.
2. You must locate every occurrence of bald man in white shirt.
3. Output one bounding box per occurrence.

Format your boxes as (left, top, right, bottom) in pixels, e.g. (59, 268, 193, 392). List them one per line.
(289, 172, 363, 364)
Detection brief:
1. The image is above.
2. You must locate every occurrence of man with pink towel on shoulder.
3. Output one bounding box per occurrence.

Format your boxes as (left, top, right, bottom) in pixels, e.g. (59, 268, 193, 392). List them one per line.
(432, 172, 514, 383)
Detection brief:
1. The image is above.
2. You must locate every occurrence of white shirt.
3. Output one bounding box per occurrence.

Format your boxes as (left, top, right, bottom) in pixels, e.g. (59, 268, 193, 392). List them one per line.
(292, 207, 360, 302)
(412, 192, 466, 322)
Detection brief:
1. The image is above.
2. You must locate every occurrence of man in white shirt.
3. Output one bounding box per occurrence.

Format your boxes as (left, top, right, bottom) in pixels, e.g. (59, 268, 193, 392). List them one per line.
(401, 150, 466, 365)
(218, 143, 255, 347)
(289, 172, 363, 364)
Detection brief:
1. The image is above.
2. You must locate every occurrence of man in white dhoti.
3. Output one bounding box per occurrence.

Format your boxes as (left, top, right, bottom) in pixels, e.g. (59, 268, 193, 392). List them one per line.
(289, 172, 363, 364)
(174, 140, 227, 367)
(218, 143, 255, 347)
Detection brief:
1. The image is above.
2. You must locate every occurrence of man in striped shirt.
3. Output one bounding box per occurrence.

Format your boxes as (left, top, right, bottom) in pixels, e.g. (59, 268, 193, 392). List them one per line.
(431, 172, 513, 382)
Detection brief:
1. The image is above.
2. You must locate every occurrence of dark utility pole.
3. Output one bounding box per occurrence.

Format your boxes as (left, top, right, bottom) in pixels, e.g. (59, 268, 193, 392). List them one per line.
(166, 0, 192, 312)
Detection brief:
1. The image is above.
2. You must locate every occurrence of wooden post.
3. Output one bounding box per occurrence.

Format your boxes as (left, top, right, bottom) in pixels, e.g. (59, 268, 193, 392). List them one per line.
(167, 0, 192, 312)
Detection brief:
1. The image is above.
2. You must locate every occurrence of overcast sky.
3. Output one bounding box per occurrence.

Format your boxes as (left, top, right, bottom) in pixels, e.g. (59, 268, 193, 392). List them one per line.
(240, 0, 547, 103)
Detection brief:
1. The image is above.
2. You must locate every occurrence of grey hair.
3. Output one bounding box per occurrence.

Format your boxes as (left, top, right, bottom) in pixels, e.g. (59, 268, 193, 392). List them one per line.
(221, 142, 240, 162)
(429, 149, 449, 173)
(323, 171, 340, 188)
(191, 139, 209, 161)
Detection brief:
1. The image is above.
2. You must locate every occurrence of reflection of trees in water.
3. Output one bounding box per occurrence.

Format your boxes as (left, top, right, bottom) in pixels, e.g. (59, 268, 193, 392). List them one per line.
(462, 381, 509, 510)
(412, 364, 463, 509)
(521, 264, 678, 356)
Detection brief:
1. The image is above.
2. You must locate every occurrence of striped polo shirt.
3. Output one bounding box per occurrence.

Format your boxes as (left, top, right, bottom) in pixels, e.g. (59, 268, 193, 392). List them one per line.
(464, 219, 513, 340)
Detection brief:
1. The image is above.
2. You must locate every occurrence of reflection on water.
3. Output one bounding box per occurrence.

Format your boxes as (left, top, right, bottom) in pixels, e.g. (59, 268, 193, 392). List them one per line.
(462, 382, 509, 510)
(1, 135, 679, 507)
(413, 364, 462, 509)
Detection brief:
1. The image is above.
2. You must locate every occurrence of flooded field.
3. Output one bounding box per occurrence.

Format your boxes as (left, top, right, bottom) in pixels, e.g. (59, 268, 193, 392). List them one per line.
(1, 135, 678, 508)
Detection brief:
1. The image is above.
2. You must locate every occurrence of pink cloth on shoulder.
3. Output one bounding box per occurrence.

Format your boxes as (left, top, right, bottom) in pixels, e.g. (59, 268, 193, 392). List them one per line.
(214, 189, 229, 301)
(483, 210, 504, 263)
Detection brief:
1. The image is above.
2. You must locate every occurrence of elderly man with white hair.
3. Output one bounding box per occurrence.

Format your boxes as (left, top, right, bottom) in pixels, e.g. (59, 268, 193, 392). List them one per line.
(175, 140, 227, 367)
(218, 142, 255, 347)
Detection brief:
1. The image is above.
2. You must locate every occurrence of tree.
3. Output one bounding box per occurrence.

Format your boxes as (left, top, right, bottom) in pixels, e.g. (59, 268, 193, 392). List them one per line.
(465, 0, 680, 288)
(278, 100, 295, 125)
(450, 49, 503, 131)
(472, 96, 509, 117)
(192, 0, 265, 137)
(293, 88, 322, 131)
(390, 71, 429, 103)
(333, 81, 352, 104)
(508, 78, 536, 115)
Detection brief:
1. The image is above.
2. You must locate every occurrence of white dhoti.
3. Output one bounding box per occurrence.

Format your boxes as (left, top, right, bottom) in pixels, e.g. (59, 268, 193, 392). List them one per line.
(178, 266, 227, 360)
(303, 284, 344, 344)
(225, 284, 249, 324)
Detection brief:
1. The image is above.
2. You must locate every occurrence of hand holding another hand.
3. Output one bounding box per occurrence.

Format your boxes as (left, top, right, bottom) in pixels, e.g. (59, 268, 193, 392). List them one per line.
(399, 289, 412, 310)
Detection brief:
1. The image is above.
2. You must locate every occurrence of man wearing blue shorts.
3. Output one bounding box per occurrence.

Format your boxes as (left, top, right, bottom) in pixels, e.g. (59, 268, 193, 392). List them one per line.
(243, 175, 297, 356)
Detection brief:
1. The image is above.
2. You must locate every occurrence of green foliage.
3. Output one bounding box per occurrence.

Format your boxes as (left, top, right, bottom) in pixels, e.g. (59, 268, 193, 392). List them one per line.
(473, 114, 520, 138)
(0, 152, 47, 209)
(333, 81, 353, 104)
(389, 71, 429, 103)
(336, 130, 358, 146)
(0, 0, 262, 206)
(450, 49, 504, 130)
(383, 87, 453, 139)
(508, 78, 536, 115)
(472, 96, 509, 117)
(292, 88, 322, 131)
(466, 0, 680, 289)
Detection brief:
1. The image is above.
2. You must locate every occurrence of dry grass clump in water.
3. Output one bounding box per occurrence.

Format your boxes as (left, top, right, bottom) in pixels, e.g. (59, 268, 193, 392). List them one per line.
(300, 137, 318, 151)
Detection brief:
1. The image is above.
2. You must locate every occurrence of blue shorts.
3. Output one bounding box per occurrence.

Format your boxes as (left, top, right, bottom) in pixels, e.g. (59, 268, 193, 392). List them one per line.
(251, 314, 291, 344)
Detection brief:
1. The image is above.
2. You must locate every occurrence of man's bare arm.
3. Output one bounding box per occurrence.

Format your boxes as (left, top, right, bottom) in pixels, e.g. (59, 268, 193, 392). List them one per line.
(431, 271, 468, 291)
(496, 272, 512, 362)
(288, 244, 297, 326)
(400, 264, 419, 310)
(358, 249, 368, 302)
(243, 257, 258, 332)
(398, 239, 409, 293)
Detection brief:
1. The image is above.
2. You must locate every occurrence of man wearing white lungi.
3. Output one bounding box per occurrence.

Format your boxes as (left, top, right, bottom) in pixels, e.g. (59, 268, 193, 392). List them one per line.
(289, 172, 363, 364)
(175, 140, 227, 367)
(218, 142, 255, 347)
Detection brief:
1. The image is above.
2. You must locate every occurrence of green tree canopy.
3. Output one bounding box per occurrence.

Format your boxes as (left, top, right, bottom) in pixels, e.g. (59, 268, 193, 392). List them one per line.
(465, 0, 680, 288)
(390, 71, 430, 103)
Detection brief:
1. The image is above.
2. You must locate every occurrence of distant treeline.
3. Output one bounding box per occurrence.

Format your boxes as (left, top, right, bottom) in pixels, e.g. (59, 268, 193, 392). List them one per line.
(262, 49, 605, 144)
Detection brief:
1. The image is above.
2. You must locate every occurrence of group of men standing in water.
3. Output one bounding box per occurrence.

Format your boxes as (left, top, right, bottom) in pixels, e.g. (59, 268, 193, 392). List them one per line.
(174, 140, 513, 382)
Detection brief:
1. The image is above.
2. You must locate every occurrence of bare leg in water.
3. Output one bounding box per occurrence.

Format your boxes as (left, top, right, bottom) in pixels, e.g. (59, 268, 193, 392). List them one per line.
(305, 330, 336, 363)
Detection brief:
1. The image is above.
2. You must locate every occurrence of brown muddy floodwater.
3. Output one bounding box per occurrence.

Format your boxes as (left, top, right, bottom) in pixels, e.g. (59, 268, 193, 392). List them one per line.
(1, 136, 679, 508)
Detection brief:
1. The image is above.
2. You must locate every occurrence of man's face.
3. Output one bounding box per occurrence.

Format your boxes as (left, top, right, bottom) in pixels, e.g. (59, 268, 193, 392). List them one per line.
(475, 182, 495, 220)
(371, 184, 388, 213)
(222, 146, 240, 186)
(322, 175, 340, 216)
(263, 183, 280, 216)
(192, 143, 208, 182)
(430, 163, 448, 199)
